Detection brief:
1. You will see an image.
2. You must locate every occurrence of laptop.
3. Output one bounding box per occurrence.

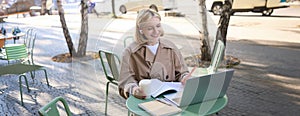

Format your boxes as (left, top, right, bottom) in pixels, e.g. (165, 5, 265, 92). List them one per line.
(163, 69, 234, 107)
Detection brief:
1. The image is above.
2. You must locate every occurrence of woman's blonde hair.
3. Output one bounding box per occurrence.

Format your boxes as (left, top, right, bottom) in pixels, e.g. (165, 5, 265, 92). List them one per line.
(135, 9, 164, 44)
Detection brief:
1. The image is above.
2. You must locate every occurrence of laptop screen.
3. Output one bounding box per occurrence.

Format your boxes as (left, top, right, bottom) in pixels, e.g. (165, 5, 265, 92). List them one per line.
(164, 69, 234, 107)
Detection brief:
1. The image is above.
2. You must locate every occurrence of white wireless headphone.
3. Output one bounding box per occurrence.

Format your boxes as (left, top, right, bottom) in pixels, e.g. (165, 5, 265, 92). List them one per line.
(139, 30, 143, 34)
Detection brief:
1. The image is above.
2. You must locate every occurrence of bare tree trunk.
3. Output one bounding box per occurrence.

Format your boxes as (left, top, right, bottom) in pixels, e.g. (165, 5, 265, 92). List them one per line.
(77, 0, 89, 57)
(199, 0, 211, 62)
(41, 0, 47, 15)
(57, 0, 76, 56)
(211, 0, 232, 64)
(215, 0, 232, 46)
(111, 0, 117, 18)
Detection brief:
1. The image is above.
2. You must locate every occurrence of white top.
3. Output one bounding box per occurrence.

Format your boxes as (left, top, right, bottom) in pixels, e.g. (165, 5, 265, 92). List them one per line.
(146, 43, 159, 55)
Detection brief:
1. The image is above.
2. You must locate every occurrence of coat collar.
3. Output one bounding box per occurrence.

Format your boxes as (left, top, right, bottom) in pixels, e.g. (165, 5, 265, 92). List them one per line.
(130, 39, 175, 53)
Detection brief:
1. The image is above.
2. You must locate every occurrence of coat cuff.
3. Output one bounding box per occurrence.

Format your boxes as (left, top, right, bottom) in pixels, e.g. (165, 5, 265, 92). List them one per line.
(124, 83, 138, 98)
(179, 72, 189, 82)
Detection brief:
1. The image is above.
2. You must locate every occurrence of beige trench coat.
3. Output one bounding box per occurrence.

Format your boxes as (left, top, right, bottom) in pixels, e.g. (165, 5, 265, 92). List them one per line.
(118, 39, 189, 99)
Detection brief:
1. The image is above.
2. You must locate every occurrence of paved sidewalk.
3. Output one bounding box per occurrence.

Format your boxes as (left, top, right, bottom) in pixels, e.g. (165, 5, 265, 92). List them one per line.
(0, 11, 300, 116)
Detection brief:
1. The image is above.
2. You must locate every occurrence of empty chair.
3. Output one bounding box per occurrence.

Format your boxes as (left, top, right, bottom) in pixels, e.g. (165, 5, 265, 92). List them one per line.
(3, 44, 29, 64)
(0, 44, 49, 105)
(208, 40, 225, 73)
(123, 36, 134, 47)
(38, 96, 72, 116)
(189, 40, 225, 76)
(98, 49, 120, 115)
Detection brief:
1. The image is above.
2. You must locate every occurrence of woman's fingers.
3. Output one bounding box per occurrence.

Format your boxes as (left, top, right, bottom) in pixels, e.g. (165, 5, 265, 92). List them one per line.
(134, 94, 146, 99)
(133, 87, 146, 99)
(181, 75, 191, 85)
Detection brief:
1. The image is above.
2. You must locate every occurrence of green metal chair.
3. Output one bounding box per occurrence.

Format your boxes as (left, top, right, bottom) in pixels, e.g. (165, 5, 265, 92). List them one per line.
(99, 49, 120, 115)
(208, 40, 225, 73)
(123, 36, 134, 47)
(0, 44, 49, 105)
(3, 44, 29, 64)
(38, 96, 72, 116)
(188, 40, 225, 77)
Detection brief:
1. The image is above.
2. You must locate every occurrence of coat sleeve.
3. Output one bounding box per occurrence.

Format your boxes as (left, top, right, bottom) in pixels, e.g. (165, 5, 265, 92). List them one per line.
(173, 46, 189, 82)
(118, 48, 138, 99)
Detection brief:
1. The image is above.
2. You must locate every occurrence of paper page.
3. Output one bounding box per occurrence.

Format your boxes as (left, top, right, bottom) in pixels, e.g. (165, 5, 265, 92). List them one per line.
(151, 82, 182, 98)
(163, 89, 184, 106)
(140, 79, 183, 98)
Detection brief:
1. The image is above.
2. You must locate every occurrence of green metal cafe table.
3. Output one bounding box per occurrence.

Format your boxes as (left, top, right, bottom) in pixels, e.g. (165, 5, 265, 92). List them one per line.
(126, 95, 228, 116)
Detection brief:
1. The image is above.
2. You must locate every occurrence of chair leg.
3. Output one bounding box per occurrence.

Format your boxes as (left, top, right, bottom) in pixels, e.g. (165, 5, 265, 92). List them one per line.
(30, 69, 49, 87)
(42, 69, 49, 87)
(27, 60, 36, 81)
(105, 82, 110, 115)
(19, 75, 30, 106)
(29, 71, 35, 81)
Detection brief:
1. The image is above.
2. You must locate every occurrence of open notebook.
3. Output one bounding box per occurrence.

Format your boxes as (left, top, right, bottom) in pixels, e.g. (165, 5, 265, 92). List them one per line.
(163, 69, 234, 107)
(139, 79, 182, 98)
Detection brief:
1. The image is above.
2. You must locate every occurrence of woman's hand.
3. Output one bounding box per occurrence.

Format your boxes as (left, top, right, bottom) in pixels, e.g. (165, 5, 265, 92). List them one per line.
(181, 75, 190, 85)
(181, 66, 197, 85)
(132, 86, 146, 99)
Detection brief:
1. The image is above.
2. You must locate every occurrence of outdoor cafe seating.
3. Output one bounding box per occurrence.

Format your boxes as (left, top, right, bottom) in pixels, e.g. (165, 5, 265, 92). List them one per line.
(0, 26, 25, 53)
(0, 28, 49, 106)
(38, 96, 73, 116)
(98, 49, 120, 115)
(0, 44, 49, 105)
(126, 40, 232, 115)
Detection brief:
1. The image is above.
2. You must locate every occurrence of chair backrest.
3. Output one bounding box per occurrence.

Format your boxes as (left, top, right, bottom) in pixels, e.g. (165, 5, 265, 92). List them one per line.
(24, 28, 37, 65)
(24, 28, 34, 44)
(38, 96, 72, 116)
(99, 49, 120, 82)
(123, 36, 134, 47)
(208, 40, 225, 73)
(5, 44, 29, 64)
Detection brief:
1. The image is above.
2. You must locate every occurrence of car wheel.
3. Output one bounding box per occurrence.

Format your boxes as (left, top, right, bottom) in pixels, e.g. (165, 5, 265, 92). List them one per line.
(119, 5, 127, 14)
(149, 4, 158, 12)
(212, 3, 223, 15)
(48, 6, 56, 15)
(29, 11, 34, 16)
(29, 10, 39, 16)
(230, 11, 235, 16)
(48, 9, 52, 15)
(22, 13, 27, 18)
(262, 9, 273, 16)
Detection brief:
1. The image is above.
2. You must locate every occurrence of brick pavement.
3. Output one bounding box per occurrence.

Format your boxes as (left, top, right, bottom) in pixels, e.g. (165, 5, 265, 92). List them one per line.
(0, 12, 300, 116)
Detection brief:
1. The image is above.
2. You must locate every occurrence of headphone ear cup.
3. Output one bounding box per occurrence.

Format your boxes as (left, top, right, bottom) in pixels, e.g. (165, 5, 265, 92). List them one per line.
(139, 30, 143, 34)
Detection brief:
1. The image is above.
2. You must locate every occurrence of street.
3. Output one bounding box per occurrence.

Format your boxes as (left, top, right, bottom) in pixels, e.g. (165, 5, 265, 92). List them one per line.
(0, 1, 299, 115)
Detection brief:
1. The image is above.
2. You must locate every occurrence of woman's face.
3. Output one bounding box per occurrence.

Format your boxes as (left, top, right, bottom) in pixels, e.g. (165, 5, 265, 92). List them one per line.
(140, 17, 162, 45)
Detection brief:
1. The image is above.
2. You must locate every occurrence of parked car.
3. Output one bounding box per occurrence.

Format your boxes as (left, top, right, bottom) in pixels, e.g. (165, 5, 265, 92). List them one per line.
(29, 0, 58, 16)
(0, 0, 41, 17)
(119, 0, 177, 14)
(206, 0, 289, 16)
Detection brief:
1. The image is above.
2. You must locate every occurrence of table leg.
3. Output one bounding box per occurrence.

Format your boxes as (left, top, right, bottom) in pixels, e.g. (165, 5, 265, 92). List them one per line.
(0, 39, 5, 48)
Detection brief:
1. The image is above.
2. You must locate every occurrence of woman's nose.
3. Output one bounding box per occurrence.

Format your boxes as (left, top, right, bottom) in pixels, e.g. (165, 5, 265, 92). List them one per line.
(153, 28, 159, 34)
